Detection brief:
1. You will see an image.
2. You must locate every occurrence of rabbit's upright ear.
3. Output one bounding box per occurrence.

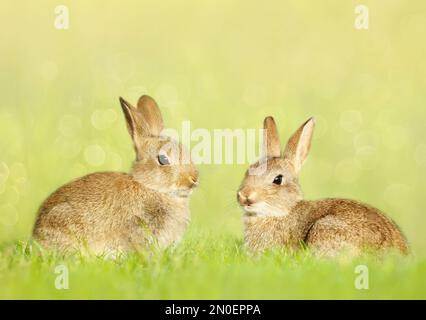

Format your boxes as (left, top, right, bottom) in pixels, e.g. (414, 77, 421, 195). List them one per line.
(119, 97, 138, 139)
(119, 95, 165, 157)
(263, 116, 281, 158)
(283, 117, 315, 174)
(119, 97, 145, 155)
(136, 95, 164, 137)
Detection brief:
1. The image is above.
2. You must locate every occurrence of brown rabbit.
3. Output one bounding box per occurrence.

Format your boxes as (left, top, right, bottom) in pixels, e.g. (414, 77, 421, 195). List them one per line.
(33, 95, 199, 255)
(238, 116, 409, 257)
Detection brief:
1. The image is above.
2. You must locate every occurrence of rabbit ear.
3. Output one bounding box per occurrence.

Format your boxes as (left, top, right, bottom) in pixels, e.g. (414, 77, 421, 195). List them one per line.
(263, 116, 281, 158)
(283, 117, 315, 174)
(136, 95, 164, 137)
(119, 97, 139, 140)
(119, 97, 145, 156)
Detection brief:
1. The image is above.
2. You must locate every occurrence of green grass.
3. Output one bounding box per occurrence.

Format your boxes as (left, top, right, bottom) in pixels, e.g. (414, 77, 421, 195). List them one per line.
(1, 0, 426, 299)
(1, 230, 425, 299)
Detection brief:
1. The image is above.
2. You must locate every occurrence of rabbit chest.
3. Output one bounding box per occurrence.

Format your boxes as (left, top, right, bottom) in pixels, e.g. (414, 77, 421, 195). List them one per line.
(243, 215, 307, 251)
(139, 195, 191, 248)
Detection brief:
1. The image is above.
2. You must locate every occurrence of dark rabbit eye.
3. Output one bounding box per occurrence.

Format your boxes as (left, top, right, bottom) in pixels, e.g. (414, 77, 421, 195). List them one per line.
(273, 174, 283, 185)
(158, 154, 170, 165)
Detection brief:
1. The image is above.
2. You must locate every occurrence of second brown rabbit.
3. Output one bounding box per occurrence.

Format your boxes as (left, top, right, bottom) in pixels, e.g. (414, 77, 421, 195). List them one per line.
(238, 116, 409, 257)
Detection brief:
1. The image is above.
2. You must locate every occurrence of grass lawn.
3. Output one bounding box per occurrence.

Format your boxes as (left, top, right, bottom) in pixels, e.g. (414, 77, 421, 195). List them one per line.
(1, 230, 425, 300)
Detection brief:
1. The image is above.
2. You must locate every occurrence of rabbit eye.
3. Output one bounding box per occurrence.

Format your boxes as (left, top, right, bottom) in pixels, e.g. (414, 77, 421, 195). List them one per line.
(158, 154, 170, 165)
(273, 174, 283, 185)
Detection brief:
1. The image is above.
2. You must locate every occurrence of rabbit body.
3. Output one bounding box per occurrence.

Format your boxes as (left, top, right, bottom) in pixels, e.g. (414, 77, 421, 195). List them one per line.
(33, 172, 190, 253)
(239, 117, 408, 257)
(244, 198, 408, 256)
(33, 95, 198, 254)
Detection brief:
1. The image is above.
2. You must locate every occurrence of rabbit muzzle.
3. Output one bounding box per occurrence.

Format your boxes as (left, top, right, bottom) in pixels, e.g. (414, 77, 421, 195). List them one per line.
(238, 189, 259, 206)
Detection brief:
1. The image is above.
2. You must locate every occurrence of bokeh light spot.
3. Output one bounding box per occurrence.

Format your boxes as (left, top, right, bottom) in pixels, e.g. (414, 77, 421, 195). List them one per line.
(355, 146, 378, 170)
(354, 131, 380, 148)
(59, 115, 82, 137)
(2, 186, 20, 205)
(55, 136, 82, 159)
(9, 163, 26, 181)
(109, 152, 123, 171)
(91, 109, 118, 130)
(0, 162, 9, 194)
(340, 110, 362, 133)
(84, 144, 106, 167)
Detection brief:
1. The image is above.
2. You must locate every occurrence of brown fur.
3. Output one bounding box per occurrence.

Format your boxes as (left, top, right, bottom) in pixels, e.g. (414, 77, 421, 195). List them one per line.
(33, 95, 198, 255)
(244, 199, 409, 256)
(239, 117, 409, 257)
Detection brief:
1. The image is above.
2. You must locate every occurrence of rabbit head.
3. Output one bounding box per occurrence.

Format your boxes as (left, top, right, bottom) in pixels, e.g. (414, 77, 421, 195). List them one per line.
(119, 95, 199, 198)
(237, 116, 315, 216)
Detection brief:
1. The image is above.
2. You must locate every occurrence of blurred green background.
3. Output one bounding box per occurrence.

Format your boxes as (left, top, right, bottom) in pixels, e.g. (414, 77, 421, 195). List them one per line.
(0, 0, 425, 258)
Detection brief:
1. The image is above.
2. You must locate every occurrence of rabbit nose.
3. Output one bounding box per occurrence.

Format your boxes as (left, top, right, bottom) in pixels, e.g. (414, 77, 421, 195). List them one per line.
(238, 190, 258, 205)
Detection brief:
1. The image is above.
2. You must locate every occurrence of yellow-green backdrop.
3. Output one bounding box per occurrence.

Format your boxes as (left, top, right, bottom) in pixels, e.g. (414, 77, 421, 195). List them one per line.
(1, 0, 425, 254)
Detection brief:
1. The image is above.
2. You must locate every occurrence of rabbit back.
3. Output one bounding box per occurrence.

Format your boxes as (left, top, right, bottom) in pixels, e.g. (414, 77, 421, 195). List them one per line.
(304, 199, 409, 256)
